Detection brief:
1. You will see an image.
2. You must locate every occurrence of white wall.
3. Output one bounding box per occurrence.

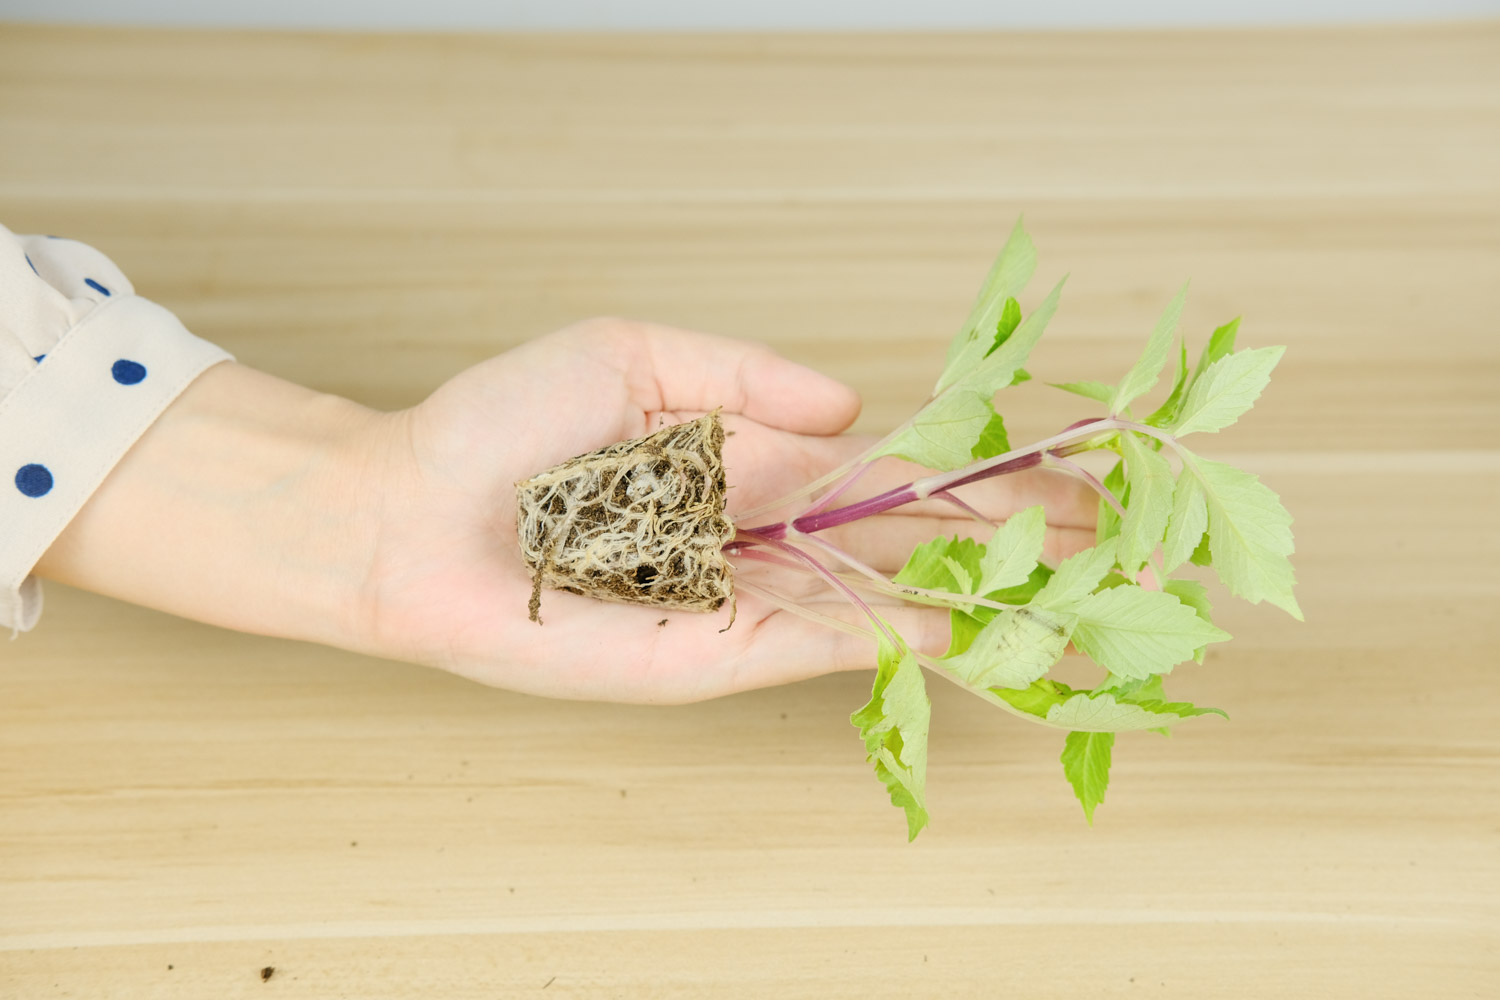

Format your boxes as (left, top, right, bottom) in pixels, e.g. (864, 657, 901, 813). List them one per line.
(3, 0, 1497, 30)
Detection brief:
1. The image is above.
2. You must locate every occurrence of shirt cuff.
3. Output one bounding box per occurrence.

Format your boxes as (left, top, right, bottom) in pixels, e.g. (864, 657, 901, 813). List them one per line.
(0, 294, 233, 633)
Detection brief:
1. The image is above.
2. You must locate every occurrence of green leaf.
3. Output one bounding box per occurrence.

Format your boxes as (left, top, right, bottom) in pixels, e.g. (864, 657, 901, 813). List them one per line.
(850, 637, 931, 841)
(1061, 731, 1114, 824)
(1162, 466, 1208, 573)
(1117, 432, 1174, 574)
(945, 276, 1067, 400)
(873, 389, 993, 471)
(1189, 532, 1213, 568)
(940, 556, 975, 597)
(977, 505, 1047, 595)
(1044, 691, 1226, 732)
(1144, 339, 1190, 427)
(1162, 578, 1215, 664)
(1190, 454, 1302, 620)
(1172, 346, 1286, 436)
(1192, 317, 1240, 385)
(1068, 585, 1232, 679)
(990, 562, 1053, 605)
(944, 605, 1075, 689)
(893, 536, 983, 598)
(969, 403, 1011, 460)
(1096, 460, 1125, 544)
(1050, 380, 1115, 404)
(1111, 283, 1188, 415)
(940, 220, 1037, 392)
(1033, 537, 1120, 611)
(985, 296, 1023, 356)
(993, 678, 1078, 718)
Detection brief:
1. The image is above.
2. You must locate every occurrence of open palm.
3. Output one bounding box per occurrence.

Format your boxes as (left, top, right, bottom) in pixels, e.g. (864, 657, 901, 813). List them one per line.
(354, 318, 1096, 704)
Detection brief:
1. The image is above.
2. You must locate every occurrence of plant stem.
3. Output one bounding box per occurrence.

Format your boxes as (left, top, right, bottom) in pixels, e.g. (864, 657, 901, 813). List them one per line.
(748, 417, 1116, 540)
(835, 571, 1029, 614)
(737, 583, 1065, 731)
(1044, 452, 1125, 518)
(799, 460, 876, 518)
(737, 530, 898, 646)
(735, 579, 875, 643)
(931, 489, 998, 527)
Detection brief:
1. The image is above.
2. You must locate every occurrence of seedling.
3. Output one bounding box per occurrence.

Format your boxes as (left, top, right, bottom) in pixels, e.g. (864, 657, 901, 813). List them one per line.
(517, 220, 1298, 838)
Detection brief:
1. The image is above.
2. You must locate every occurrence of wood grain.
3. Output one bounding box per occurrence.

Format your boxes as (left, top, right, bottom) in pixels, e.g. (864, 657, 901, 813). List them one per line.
(1, 22, 1497, 998)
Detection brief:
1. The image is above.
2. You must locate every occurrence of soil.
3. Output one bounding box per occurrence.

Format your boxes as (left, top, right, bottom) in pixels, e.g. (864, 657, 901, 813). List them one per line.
(516, 411, 735, 621)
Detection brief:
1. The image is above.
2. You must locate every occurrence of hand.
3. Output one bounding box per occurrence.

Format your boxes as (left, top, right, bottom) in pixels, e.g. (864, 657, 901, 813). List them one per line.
(352, 317, 1097, 703)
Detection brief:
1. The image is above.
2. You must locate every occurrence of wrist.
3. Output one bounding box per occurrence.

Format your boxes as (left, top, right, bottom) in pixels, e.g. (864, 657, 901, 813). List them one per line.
(35, 362, 391, 652)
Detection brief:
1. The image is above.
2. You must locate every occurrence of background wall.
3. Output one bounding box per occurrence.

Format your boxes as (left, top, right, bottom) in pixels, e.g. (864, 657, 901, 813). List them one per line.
(3, 0, 1498, 30)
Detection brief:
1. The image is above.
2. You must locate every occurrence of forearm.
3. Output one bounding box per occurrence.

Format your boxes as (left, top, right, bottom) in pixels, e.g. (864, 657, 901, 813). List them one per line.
(34, 362, 390, 651)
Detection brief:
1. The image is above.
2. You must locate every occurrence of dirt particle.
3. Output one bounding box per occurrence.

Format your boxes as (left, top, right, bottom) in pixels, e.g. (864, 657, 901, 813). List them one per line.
(657, 619, 668, 628)
(167, 965, 173, 971)
(260, 966, 275, 982)
(543, 976, 556, 989)
(350, 840, 358, 847)
(620, 789, 627, 798)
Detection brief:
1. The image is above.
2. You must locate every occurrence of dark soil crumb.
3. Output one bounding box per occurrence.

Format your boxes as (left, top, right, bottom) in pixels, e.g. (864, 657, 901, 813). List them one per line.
(657, 618, 668, 627)
(260, 966, 275, 982)
(543, 976, 556, 989)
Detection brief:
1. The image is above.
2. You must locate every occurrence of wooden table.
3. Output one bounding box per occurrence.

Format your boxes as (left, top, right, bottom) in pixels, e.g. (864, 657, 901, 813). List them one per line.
(2, 22, 1496, 998)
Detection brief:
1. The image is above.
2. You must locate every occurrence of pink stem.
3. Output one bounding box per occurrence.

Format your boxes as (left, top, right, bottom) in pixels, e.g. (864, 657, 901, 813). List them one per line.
(932, 489, 997, 527)
(801, 461, 875, 518)
(737, 530, 898, 645)
(1044, 453, 1125, 518)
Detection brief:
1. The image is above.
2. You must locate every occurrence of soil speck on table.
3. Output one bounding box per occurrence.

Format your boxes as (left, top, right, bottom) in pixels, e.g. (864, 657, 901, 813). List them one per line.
(260, 966, 275, 982)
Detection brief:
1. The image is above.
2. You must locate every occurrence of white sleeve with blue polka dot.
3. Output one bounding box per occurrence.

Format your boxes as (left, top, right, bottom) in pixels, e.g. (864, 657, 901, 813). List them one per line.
(0, 223, 234, 635)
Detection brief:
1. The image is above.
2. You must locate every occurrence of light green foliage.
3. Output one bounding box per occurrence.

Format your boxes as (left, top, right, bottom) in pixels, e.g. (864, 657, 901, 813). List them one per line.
(1066, 586, 1231, 679)
(893, 535, 983, 596)
(872, 389, 995, 471)
(824, 220, 1294, 836)
(1145, 339, 1190, 427)
(945, 606, 1074, 689)
(1162, 467, 1208, 572)
(1112, 283, 1189, 414)
(850, 637, 931, 841)
(970, 404, 1011, 460)
(1051, 380, 1115, 404)
(942, 220, 1037, 387)
(1188, 453, 1302, 619)
(1096, 460, 1125, 544)
(976, 505, 1047, 595)
(1172, 346, 1285, 436)
(1194, 317, 1240, 382)
(994, 678, 1078, 717)
(1116, 432, 1174, 574)
(1045, 691, 1227, 732)
(1161, 579, 1215, 664)
(944, 277, 1067, 400)
(1033, 538, 1119, 610)
(1061, 731, 1115, 823)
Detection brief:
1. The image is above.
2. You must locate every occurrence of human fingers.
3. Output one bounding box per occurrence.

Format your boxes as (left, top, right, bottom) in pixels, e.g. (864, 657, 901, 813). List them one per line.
(580, 318, 863, 436)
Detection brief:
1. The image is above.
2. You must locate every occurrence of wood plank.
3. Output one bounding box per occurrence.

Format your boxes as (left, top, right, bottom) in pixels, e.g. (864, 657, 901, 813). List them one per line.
(1, 21, 1496, 997)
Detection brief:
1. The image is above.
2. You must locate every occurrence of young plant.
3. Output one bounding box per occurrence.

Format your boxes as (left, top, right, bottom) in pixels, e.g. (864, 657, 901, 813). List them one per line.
(517, 219, 1299, 839)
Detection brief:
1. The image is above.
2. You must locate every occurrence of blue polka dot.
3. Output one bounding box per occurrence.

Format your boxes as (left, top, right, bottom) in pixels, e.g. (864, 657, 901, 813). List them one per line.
(33, 354, 45, 363)
(84, 277, 111, 297)
(112, 359, 147, 385)
(25, 254, 38, 275)
(15, 464, 53, 498)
